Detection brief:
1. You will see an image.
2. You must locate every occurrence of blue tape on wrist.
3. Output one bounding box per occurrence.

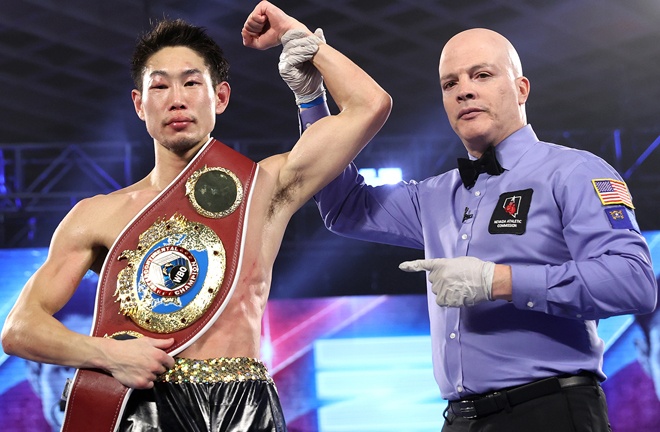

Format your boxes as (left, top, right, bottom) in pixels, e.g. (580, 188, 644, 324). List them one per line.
(299, 95, 325, 108)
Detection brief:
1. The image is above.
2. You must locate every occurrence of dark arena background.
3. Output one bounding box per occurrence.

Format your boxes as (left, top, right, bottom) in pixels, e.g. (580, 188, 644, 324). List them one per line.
(1, 1, 660, 431)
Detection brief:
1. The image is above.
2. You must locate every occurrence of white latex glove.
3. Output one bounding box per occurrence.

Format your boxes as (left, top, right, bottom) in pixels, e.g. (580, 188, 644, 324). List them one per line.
(279, 28, 326, 105)
(399, 257, 495, 307)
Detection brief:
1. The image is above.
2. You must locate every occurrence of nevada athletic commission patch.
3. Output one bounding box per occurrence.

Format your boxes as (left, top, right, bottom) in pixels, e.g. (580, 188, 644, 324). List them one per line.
(115, 213, 226, 333)
(489, 189, 533, 235)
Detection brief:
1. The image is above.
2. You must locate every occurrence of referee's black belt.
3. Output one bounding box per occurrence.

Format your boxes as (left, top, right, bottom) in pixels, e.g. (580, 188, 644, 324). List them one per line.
(447, 373, 598, 420)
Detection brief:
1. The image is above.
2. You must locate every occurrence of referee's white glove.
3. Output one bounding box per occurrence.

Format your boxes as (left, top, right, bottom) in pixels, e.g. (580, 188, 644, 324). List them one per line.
(399, 256, 495, 307)
(278, 28, 326, 105)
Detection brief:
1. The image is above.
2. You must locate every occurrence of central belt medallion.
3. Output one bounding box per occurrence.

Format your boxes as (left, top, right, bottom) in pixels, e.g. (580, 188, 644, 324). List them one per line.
(115, 213, 226, 333)
(142, 244, 198, 297)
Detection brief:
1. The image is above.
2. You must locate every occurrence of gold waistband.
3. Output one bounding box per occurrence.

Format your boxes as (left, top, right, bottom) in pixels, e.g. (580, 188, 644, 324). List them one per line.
(156, 357, 274, 385)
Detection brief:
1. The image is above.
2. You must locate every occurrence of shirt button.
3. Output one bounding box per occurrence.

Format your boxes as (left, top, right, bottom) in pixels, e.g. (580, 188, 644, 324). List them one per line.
(450, 332, 456, 339)
(474, 191, 481, 196)
(526, 301, 534, 308)
(576, 314, 582, 318)
(461, 234, 468, 240)
(457, 385, 464, 393)
(305, 122, 312, 128)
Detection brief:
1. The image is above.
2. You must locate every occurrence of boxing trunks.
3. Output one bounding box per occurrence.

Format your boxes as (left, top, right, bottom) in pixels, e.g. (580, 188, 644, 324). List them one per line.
(119, 357, 287, 432)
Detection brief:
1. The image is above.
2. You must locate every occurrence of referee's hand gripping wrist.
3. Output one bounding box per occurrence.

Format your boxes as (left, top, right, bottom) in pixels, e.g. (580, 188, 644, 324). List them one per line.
(278, 28, 326, 105)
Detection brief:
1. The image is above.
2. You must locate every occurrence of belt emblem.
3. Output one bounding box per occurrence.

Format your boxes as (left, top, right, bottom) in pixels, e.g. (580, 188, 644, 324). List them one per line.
(115, 213, 226, 333)
(186, 166, 243, 218)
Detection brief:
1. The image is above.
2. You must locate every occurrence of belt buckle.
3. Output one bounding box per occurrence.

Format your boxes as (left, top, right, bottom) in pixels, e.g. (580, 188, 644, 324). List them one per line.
(456, 400, 478, 419)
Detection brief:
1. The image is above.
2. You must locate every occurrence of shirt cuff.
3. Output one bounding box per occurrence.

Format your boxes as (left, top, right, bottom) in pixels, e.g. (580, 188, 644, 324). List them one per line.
(511, 264, 547, 312)
(298, 100, 330, 133)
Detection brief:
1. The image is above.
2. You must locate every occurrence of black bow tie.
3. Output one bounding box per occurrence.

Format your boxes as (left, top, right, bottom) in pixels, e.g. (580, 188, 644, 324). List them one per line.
(457, 146, 504, 189)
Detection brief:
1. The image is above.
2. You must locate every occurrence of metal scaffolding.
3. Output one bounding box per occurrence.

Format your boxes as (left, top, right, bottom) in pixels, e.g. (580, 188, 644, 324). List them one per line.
(1, 128, 659, 249)
(0, 142, 133, 247)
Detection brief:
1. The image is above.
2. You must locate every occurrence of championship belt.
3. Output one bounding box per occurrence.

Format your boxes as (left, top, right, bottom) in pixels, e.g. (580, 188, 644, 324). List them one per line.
(61, 138, 258, 432)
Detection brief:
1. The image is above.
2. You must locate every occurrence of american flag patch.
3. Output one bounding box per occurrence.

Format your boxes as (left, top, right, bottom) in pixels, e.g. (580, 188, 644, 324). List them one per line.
(592, 179, 634, 209)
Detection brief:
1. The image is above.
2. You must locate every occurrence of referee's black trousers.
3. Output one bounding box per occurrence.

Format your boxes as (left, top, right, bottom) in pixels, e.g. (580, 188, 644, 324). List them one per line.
(442, 378, 611, 432)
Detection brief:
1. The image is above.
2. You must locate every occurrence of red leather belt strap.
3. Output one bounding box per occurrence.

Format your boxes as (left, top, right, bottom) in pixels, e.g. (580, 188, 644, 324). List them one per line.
(61, 139, 258, 432)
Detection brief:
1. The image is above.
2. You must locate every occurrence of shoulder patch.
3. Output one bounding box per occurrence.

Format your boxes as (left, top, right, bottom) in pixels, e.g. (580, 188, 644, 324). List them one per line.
(592, 178, 634, 209)
(604, 205, 639, 231)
